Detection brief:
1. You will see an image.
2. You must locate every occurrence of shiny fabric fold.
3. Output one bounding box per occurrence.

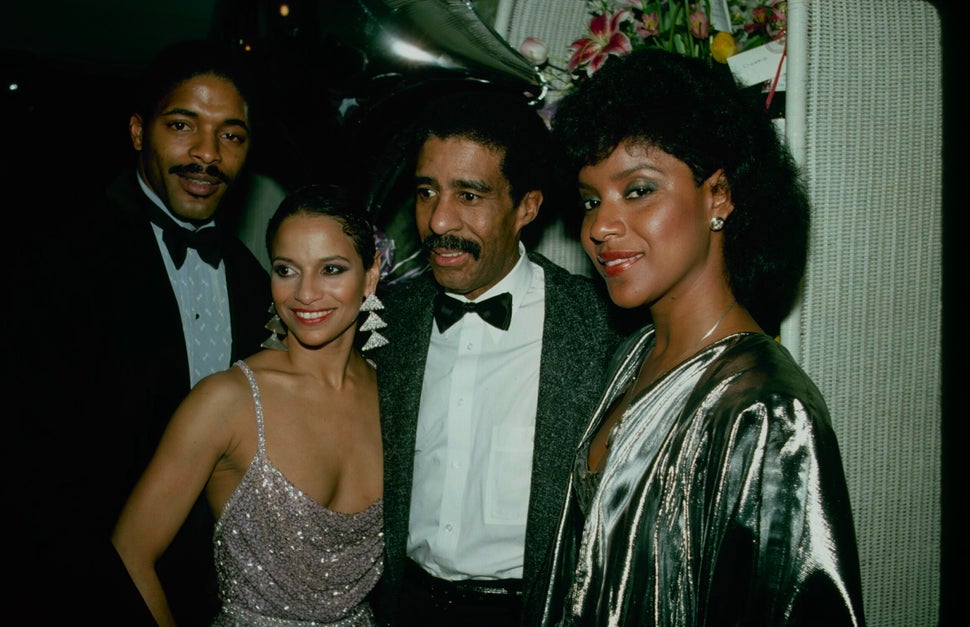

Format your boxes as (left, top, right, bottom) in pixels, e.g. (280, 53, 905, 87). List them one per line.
(539, 329, 865, 626)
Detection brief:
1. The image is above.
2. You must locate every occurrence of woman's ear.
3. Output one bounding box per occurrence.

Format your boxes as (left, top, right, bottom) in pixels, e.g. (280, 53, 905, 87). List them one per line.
(366, 251, 382, 294)
(707, 169, 734, 220)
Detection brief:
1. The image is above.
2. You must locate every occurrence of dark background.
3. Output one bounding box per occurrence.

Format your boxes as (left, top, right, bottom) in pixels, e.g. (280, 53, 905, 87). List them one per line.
(2, 1, 960, 624)
(3, 0, 360, 194)
(1, 0, 512, 206)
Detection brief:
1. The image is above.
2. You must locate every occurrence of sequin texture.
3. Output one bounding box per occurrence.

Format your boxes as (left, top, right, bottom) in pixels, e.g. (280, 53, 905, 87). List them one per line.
(212, 361, 384, 626)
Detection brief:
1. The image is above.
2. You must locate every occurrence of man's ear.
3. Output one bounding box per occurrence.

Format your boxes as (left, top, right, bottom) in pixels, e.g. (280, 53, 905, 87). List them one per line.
(707, 169, 734, 220)
(515, 189, 543, 231)
(129, 114, 144, 151)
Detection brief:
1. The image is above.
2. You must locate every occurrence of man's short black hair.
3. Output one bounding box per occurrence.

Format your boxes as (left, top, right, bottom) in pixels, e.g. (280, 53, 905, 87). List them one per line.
(134, 39, 259, 128)
(408, 88, 564, 210)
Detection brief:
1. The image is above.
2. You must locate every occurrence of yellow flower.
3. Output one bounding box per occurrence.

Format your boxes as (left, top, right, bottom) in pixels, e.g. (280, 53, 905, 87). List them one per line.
(711, 31, 738, 64)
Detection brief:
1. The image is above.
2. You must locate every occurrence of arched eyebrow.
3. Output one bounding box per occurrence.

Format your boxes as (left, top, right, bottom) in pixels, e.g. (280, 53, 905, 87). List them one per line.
(451, 178, 492, 194)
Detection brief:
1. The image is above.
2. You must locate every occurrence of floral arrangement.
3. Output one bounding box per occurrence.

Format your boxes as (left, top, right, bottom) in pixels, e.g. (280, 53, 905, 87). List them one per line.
(374, 227, 396, 281)
(519, 0, 787, 105)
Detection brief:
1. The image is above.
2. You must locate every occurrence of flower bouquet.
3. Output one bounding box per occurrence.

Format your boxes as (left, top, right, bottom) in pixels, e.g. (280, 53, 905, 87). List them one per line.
(519, 0, 788, 108)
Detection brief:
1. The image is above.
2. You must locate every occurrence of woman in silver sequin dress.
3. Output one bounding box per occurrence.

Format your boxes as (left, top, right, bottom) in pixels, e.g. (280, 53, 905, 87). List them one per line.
(113, 184, 385, 626)
(536, 49, 866, 626)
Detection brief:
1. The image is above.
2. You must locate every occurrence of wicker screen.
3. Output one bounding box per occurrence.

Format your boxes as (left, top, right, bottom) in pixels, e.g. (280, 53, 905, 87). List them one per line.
(786, 1, 942, 624)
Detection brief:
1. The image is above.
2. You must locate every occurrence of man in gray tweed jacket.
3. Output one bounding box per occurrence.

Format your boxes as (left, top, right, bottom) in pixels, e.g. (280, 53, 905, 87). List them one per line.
(368, 89, 622, 626)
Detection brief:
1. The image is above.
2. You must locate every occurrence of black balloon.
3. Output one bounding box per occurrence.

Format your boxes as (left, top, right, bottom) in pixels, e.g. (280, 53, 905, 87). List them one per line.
(320, 0, 546, 104)
(310, 0, 550, 232)
(216, 0, 549, 263)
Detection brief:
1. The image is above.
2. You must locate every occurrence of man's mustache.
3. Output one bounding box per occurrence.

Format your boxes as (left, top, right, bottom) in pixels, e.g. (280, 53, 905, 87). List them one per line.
(422, 234, 481, 260)
(169, 163, 232, 185)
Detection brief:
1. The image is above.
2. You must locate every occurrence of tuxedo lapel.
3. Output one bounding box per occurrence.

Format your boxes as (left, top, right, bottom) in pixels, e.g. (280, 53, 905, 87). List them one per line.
(376, 275, 437, 544)
(107, 174, 193, 389)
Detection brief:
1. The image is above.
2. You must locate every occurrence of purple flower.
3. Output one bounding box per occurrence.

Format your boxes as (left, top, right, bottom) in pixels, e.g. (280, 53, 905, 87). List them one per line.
(374, 228, 395, 281)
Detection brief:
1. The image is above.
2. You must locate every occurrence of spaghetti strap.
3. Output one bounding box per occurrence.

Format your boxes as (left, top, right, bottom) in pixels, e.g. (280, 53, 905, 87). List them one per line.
(233, 360, 266, 455)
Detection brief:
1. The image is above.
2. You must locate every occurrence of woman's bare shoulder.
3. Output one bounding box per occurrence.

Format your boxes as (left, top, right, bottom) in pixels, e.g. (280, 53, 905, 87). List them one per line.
(167, 365, 255, 439)
(191, 364, 251, 404)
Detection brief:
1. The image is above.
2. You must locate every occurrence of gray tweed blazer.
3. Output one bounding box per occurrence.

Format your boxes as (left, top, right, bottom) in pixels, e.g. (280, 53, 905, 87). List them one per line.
(370, 251, 622, 626)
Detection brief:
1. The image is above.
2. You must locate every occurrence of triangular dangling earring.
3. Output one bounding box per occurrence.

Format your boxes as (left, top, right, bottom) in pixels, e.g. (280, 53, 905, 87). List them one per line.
(359, 294, 389, 351)
(260, 303, 288, 351)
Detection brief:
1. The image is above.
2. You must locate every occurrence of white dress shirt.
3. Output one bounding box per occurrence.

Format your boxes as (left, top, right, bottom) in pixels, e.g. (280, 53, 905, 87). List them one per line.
(408, 243, 545, 580)
(138, 173, 231, 388)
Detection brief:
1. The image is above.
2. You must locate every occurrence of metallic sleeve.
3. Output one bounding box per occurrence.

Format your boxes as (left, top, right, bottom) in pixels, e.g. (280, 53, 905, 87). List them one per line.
(540, 331, 866, 626)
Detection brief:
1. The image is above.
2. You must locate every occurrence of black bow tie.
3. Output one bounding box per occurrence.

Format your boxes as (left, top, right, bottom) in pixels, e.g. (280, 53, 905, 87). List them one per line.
(433, 292, 513, 333)
(147, 203, 221, 269)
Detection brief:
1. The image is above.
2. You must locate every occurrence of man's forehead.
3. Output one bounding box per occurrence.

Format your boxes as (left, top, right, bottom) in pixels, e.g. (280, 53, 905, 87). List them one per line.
(157, 75, 249, 122)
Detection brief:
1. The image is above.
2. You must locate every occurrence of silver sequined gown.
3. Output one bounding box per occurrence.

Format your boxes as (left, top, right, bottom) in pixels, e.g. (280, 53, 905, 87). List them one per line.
(540, 329, 866, 626)
(212, 361, 384, 627)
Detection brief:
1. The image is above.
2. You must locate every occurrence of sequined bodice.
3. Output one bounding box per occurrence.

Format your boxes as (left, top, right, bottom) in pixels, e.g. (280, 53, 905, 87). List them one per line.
(212, 361, 384, 626)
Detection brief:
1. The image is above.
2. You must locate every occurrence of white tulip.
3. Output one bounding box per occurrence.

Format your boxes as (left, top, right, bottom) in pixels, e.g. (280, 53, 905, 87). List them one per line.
(519, 37, 549, 66)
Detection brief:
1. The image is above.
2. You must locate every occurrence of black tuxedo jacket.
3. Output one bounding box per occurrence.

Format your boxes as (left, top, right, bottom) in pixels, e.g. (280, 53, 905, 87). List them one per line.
(13, 171, 270, 624)
(370, 251, 623, 625)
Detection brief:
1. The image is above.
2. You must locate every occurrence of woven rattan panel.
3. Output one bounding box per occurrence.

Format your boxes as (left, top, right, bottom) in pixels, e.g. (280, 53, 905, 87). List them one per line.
(495, 0, 593, 276)
(789, 1, 942, 624)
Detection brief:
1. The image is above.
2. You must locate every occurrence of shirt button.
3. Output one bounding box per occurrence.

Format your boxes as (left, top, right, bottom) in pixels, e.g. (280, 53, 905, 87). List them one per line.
(445, 524, 453, 532)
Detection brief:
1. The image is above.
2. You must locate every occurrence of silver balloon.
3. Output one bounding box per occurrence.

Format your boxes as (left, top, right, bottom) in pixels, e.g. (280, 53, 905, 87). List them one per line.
(321, 0, 546, 104)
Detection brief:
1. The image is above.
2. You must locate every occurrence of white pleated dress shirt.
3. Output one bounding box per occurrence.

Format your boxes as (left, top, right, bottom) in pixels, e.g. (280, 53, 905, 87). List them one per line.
(138, 174, 231, 388)
(408, 243, 545, 581)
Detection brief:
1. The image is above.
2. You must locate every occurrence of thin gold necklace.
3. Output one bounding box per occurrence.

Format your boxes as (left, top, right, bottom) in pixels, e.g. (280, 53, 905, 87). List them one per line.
(606, 300, 736, 449)
(660, 300, 736, 373)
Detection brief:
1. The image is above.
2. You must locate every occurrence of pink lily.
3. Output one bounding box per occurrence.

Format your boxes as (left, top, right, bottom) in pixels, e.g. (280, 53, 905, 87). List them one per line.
(568, 10, 633, 76)
(635, 11, 661, 38)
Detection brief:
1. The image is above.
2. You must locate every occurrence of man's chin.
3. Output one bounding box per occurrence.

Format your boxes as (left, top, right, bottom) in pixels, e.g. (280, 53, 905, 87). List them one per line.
(430, 267, 472, 294)
(170, 195, 223, 223)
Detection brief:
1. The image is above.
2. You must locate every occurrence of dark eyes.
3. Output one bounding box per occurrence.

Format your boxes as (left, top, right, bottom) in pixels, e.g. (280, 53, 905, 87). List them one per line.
(625, 185, 654, 199)
(165, 121, 246, 144)
(272, 264, 293, 277)
(580, 184, 657, 213)
(272, 264, 348, 277)
(222, 131, 247, 144)
(322, 264, 347, 275)
(415, 188, 479, 203)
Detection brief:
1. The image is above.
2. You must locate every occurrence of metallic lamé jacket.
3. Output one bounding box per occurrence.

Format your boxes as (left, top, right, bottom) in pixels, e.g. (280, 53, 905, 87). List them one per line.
(539, 329, 866, 627)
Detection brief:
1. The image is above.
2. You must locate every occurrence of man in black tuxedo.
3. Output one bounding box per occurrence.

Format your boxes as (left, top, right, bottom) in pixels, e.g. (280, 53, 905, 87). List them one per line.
(12, 39, 270, 624)
(370, 89, 623, 626)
